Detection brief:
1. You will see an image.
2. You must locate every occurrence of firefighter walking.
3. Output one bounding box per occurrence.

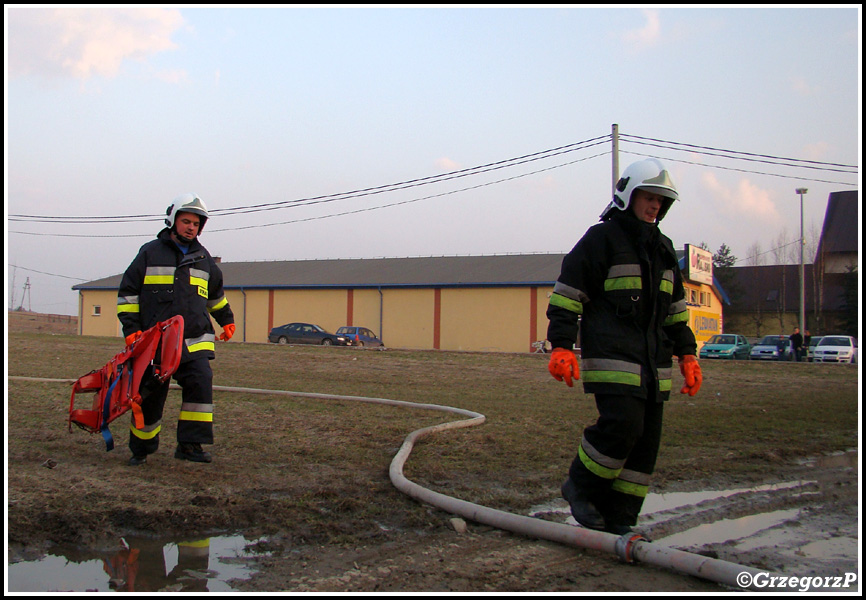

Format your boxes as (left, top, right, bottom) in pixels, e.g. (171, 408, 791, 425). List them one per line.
(546, 158, 703, 534)
(117, 194, 235, 466)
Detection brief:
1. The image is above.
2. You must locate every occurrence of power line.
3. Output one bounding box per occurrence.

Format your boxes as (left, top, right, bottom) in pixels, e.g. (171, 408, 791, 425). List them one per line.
(8, 135, 611, 223)
(621, 150, 858, 187)
(619, 133, 858, 170)
(10, 150, 612, 238)
(7, 130, 859, 236)
(7, 263, 89, 281)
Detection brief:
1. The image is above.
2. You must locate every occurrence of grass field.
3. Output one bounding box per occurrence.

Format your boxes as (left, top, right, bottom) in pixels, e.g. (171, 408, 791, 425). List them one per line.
(9, 329, 859, 528)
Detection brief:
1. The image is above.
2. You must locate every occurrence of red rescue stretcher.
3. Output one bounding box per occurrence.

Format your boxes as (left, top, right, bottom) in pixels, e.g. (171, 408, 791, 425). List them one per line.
(68, 315, 184, 451)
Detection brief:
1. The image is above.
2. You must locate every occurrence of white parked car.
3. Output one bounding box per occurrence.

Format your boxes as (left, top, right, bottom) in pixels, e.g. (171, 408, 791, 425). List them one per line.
(811, 335, 858, 364)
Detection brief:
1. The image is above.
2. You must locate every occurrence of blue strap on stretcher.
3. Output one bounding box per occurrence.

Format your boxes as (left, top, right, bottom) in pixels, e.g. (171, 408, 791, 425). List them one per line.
(100, 366, 124, 451)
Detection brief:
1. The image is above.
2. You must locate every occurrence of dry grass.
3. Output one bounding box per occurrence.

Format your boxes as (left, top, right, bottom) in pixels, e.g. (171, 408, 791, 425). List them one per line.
(6, 329, 860, 550)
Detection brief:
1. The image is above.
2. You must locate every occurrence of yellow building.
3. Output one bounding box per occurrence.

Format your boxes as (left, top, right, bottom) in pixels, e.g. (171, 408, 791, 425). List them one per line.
(74, 251, 727, 353)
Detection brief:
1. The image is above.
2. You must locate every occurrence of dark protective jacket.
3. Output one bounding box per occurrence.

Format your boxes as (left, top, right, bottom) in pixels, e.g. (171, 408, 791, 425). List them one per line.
(546, 210, 696, 401)
(117, 229, 234, 363)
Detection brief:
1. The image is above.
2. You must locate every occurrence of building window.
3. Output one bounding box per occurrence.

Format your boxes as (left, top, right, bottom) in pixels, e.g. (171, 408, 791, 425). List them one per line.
(92, 305, 102, 316)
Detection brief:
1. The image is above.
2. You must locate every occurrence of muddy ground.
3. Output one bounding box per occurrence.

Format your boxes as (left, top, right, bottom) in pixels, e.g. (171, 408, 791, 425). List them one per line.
(6, 314, 861, 593)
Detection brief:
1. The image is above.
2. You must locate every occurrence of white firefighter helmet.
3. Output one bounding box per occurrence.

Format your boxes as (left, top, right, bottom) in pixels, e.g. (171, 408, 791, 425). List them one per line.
(165, 193, 209, 232)
(600, 158, 678, 222)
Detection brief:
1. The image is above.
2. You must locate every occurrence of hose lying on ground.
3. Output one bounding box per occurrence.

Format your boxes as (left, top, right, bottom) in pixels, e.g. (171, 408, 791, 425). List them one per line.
(16, 376, 767, 590)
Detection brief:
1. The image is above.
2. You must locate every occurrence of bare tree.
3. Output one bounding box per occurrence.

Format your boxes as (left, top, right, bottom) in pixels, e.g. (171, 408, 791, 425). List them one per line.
(744, 242, 767, 335)
(772, 230, 790, 331)
(746, 242, 764, 266)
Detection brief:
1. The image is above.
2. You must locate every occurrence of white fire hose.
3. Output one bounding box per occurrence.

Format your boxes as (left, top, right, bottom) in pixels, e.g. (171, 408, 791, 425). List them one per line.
(22, 376, 768, 590)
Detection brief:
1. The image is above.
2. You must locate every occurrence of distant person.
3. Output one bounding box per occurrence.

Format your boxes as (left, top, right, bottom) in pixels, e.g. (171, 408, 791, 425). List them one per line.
(546, 158, 702, 535)
(775, 335, 788, 361)
(117, 194, 235, 466)
(803, 330, 811, 361)
(789, 327, 803, 362)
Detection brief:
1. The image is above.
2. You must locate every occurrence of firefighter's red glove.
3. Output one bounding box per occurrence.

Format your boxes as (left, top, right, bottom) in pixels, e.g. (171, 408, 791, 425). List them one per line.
(125, 331, 142, 346)
(548, 348, 580, 387)
(218, 323, 235, 341)
(679, 355, 702, 396)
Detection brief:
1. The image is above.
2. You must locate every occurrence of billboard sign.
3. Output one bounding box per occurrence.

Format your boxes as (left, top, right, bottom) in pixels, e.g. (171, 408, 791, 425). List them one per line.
(685, 244, 713, 286)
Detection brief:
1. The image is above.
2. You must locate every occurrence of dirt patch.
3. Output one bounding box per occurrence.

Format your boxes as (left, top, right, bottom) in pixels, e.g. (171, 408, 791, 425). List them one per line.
(6, 320, 860, 592)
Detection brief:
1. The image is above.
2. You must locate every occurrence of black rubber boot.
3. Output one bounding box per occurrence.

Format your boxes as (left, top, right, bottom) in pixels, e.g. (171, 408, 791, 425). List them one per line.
(174, 443, 212, 463)
(561, 478, 605, 530)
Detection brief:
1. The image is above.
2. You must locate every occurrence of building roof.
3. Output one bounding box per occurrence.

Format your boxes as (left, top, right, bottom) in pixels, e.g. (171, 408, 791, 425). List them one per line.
(73, 252, 728, 295)
(816, 190, 859, 258)
(74, 254, 570, 291)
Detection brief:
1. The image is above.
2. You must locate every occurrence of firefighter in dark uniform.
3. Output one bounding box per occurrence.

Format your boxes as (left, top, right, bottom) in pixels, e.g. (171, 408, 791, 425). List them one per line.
(117, 194, 235, 466)
(546, 158, 703, 534)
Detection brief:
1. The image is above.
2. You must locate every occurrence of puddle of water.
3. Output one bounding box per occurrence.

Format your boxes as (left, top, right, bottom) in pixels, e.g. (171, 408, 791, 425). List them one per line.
(794, 536, 860, 559)
(7, 534, 266, 593)
(639, 480, 813, 518)
(658, 508, 802, 549)
(795, 449, 858, 469)
(528, 480, 813, 522)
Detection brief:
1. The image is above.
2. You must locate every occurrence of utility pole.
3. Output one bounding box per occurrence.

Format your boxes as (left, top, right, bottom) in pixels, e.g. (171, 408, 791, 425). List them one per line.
(611, 123, 619, 197)
(9, 267, 16, 312)
(795, 188, 808, 334)
(17, 277, 32, 312)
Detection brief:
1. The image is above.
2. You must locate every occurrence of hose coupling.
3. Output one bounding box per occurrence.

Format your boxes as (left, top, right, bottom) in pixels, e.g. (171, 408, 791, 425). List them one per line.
(614, 532, 648, 563)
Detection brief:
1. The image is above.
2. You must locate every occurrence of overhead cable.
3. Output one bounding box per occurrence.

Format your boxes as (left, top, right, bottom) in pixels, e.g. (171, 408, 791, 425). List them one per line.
(620, 134, 858, 171)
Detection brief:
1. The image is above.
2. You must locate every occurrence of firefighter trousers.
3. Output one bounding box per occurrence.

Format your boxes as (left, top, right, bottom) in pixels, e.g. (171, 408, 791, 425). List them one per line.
(568, 393, 664, 527)
(129, 356, 214, 456)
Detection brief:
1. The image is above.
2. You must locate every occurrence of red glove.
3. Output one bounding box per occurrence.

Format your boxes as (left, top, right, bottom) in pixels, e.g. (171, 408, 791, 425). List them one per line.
(548, 348, 580, 387)
(218, 323, 235, 341)
(125, 331, 142, 346)
(679, 355, 703, 396)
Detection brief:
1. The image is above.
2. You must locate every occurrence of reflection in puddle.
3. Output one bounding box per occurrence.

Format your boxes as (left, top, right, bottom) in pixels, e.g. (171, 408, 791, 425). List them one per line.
(7, 534, 265, 593)
(658, 508, 802, 549)
(640, 480, 812, 518)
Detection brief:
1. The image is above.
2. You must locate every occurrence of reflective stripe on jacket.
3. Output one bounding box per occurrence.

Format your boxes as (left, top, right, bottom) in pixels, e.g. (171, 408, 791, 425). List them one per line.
(546, 212, 696, 401)
(117, 229, 234, 363)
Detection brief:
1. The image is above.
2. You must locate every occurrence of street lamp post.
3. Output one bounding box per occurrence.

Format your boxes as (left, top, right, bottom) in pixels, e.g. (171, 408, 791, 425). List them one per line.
(795, 188, 808, 339)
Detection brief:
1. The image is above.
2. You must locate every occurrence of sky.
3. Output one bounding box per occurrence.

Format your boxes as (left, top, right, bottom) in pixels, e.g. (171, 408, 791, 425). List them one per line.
(5, 6, 861, 316)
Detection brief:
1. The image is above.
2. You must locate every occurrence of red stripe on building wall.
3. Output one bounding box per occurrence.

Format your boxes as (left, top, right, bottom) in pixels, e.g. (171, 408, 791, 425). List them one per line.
(529, 287, 538, 352)
(433, 288, 441, 350)
(347, 289, 354, 326)
(268, 289, 275, 332)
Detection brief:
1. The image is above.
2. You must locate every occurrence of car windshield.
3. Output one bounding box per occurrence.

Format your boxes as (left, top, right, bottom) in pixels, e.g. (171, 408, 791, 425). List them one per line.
(312, 325, 326, 333)
(336, 327, 355, 334)
(759, 336, 782, 345)
(819, 337, 851, 347)
(708, 335, 735, 344)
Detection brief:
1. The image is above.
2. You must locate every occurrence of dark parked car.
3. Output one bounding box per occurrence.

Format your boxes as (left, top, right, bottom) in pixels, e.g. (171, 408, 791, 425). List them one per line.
(335, 326, 384, 347)
(749, 335, 792, 361)
(268, 322, 348, 346)
(699, 334, 751, 360)
(805, 336, 825, 362)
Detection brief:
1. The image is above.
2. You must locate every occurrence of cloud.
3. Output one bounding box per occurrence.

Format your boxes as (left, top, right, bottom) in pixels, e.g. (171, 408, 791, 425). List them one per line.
(7, 6, 184, 80)
(621, 9, 661, 49)
(790, 75, 819, 96)
(801, 141, 830, 161)
(435, 157, 461, 172)
(701, 171, 779, 221)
